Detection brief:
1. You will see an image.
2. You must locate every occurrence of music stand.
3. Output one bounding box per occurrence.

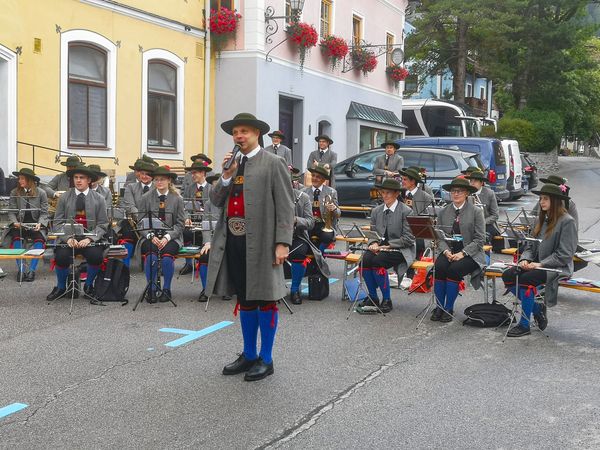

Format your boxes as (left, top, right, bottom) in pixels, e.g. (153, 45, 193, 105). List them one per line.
(7, 203, 42, 285)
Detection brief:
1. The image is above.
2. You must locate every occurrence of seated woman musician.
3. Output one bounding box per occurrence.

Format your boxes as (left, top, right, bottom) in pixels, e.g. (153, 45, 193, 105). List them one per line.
(139, 166, 186, 304)
(432, 177, 486, 323)
(501, 184, 578, 337)
(358, 178, 415, 314)
(6, 168, 49, 282)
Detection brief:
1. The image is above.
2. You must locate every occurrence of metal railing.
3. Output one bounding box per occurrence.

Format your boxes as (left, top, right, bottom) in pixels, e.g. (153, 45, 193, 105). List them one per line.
(16, 141, 119, 173)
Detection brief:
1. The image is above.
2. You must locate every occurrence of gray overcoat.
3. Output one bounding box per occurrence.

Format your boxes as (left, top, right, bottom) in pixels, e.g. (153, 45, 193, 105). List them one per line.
(264, 144, 292, 165)
(53, 189, 108, 243)
(183, 181, 217, 244)
(293, 189, 330, 277)
(369, 201, 416, 276)
(373, 153, 404, 179)
(436, 201, 486, 289)
(138, 190, 187, 246)
(301, 184, 341, 229)
(520, 213, 578, 307)
(2, 188, 49, 244)
(206, 150, 294, 301)
(306, 149, 337, 169)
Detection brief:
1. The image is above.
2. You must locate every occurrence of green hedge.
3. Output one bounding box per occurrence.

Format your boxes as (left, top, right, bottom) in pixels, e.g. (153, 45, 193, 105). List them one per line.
(499, 109, 563, 153)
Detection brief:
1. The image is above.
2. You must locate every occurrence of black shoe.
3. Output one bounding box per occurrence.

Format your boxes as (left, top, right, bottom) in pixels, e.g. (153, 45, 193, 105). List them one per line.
(244, 358, 274, 382)
(179, 264, 193, 276)
(358, 298, 379, 308)
(223, 354, 258, 375)
(145, 290, 158, 304)
(16, 270, 24, 282)
(507, 324, 531, 337)
(159, 289, 172, 303)
(534, 304, 548, 331)
(430, 307, 443, 321)
(24, 271, 35, 282)
(221, 295, 232, 301)
(290, 292, 302, 305)
(47, 287, 66, 301)
(380, 299, 393, 313)
(440, 310, 454, 323)
(198, 290, 209, 302)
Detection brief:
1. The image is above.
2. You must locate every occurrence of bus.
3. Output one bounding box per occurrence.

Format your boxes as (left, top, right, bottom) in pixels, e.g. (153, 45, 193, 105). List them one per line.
(402, 99, 483, 137)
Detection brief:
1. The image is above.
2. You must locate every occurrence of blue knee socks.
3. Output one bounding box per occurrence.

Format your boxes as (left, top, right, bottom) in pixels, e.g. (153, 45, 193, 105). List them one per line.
(373, 268, 390, 300)
(258, 306, 278, 364)
(240, 308, 259, 361)
(13, 239, 25, 272)
(123, 242, 134, 267)
(434, 279, 446, 309)
(290, 262, 306, 293)
(445, 279, 460, 312)
(519, 286, 535, 328)
(199, 263, 208, 289)
(161, 257, 174, 290)
(362, 268, 379, 301)
(29, 241, 44, 272)
(86, 265, 99, 287)
(144, 253, 159, 291)
(56, 266, 69, 290)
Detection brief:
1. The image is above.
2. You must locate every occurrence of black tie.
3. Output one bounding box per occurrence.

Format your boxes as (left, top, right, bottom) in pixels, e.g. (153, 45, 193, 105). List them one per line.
(143, 185, 149, 194)
(452, 208, 461, 235)
(238, 156, 248, 175)
(313, 188, 320, 201)
(76, 192, 85, 212)
(158, 194, 167, 221)
(273, 145, 278, 153)
(385, 155, 389, 167)
(319, 150, 324, 160)
(383, 209, 391, 242)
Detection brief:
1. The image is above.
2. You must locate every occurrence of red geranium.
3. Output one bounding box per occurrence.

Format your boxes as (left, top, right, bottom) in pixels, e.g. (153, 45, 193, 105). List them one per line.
(351, 46, 378, 76)
(209, 7, 242, 57)
(286, 22, 319, 70)
(386, 64, 410, 83)
(320, 35, 349, 70)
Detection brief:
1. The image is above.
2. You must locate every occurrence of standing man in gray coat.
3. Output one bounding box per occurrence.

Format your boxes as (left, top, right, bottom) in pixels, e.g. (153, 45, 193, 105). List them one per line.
(465, 170, 501, 251)
(207, 113, 294, 382)
(264, 130, 292, 166)
(373, 142, 404, 184)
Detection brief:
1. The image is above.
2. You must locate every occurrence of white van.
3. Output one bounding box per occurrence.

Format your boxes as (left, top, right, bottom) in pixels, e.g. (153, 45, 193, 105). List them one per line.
(501, 139, 524, 199)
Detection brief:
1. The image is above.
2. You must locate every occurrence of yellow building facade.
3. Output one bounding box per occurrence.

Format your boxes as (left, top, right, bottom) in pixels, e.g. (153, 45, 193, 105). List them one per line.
(0, 0, 211, 183)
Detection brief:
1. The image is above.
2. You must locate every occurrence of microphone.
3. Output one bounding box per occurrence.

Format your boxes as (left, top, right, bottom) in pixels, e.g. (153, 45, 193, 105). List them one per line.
(223, 144, 241, 171)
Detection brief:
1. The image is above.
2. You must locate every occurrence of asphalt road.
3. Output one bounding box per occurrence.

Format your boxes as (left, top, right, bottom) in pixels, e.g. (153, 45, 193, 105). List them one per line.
(0, 157, 599, 449)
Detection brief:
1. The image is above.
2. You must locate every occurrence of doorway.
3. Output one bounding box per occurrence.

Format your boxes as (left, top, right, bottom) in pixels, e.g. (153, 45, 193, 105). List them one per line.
(0, 44, 17, 175)
(278, 95, 303, 168)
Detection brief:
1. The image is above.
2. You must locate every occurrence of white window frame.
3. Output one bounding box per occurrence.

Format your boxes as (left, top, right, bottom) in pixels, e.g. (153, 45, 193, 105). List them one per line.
(466, 82, 473, 98)
(142, 49, 185, 160)
(0, 44, 17, 172)
(60, 30, 117, 157)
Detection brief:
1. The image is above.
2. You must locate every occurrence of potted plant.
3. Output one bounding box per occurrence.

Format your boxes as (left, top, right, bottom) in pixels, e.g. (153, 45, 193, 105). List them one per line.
(351, 45, 378, 76)
(386, 64, 410, 88)
(320, 35, 349, 70)
(286, 22, 319, 70)
(209, 7, 242, 58)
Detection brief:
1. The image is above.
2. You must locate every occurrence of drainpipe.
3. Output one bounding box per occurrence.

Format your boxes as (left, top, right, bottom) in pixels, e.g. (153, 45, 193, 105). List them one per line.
(203, 0, 211, 155)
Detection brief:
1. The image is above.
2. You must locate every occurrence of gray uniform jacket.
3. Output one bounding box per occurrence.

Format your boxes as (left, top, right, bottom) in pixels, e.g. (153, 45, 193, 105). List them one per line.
(306, 149, 337, 169)
(264, 144, 292, 166)
(93, 185, 113, 207)
(206, 149, 294, 301)
(520, 213, 578, 307)
(471, 186, 499, 227)
(293, 189, 330, 278)
(182, 170, 215, 194)
(120, 182, 154, 218)
(369, 201, 416, 276)
(42, 172, 71, 198)
(301, 184, 341, 229)
(53, 189, 108, 243)
(183, 181, 218, 244)
(533, 200, 579, 230)
(436, 201, 486, 289)
(406, 188, 434, 216)
(2, 188, 49, 244)
(373, 154, 404, 177)
(138, 190, 186, 246)
(124, 172, 137, 187)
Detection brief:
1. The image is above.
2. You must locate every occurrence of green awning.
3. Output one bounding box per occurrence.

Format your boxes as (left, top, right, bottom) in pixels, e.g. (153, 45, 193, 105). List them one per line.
(346, 101, 406, 128)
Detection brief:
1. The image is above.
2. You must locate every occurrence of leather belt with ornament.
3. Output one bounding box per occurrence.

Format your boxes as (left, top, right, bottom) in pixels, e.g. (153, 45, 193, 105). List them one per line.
(227, 217, 246, 236)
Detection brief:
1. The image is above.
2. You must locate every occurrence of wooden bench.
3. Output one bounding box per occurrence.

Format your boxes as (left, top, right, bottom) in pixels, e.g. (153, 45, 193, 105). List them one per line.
(340, 206, 372, 214)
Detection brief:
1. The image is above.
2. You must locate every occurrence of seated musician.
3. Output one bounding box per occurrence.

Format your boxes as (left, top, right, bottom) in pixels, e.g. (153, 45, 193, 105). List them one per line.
(88, 164, 113, 206)
(301, 164, 340, 252)
(533, 174, 578, 230)
(139, 166, 186, 303)
(182, 153, 213, 193)
(47, 165, 109, 301)
(501, 184, 578, 337)
(5, 168, 48, 282)
(124, 154, 158, 187)
(41, 155, 82, 199)
(431, 177, 486, 323)
(373, 142, 403, 184)
(181, 160, 215, 302)
(357, 179, 415, 314)
(118, 160, 155, 266)
(464, 170, 501, 252)
(288, 170, 330, 305)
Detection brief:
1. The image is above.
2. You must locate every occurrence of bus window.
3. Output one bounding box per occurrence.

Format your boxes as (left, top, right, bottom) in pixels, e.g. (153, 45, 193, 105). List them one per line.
(422, 106, 463, 137)
(401, 109, 423, 136)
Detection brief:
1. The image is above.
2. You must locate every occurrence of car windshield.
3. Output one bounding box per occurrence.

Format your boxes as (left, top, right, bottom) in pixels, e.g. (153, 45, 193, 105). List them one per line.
(352, 152, 382, 172)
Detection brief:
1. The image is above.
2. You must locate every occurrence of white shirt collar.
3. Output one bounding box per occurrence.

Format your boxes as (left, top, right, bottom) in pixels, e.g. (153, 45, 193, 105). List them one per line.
(454, 201, 466, 211)
(241, 146, 261, 160)
(319, 148, 329, 153)
(384, 199, 399, 213)
(312, 185, 324, 193)
(475, 188, 482, 195)
(75, 188, 90, 196)
(409, 187, 419, 196)
(141, 181, 152, 189)
(156, 189, 169, 197)
(197, 181, 207, 189)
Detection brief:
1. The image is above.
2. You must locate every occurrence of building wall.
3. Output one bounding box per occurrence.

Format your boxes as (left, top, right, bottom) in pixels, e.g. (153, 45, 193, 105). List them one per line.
(0, 0, 206, 176)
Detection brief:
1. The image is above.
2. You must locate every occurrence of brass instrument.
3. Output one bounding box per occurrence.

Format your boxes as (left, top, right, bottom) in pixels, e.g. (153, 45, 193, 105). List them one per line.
(322, 194, 335, 233)
(48, 191, 65, 215)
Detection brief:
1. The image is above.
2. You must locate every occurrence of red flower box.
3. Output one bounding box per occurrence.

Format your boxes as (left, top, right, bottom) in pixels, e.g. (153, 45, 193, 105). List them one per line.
(320, 35, 349, 69)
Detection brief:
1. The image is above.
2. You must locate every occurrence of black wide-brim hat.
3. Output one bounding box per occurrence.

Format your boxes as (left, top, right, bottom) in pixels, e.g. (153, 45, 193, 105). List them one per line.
(308, 165, 331, 180)
(465, 170, 489, 183)
(381, 141, 400, 149)
(185, 161, 213, 172)
(66, 166, 99, 182)
(460, 166, 480, 175)
(61, 155, 82, 167)
(87, 164, 107, 178)
(221, 113, 270, 136)
(399, 167, 422, 183)
(151, 166, 178, 180)
(375, 178, 403, 191)
(532, 183, 570, 200)
(206, 173, 221, 184)
(315, 134, 333, 145)
(442, 177, 478, 194)
(12, 168, 40, 183)
(539, 174, 567, 186)
(190, 153, 213, 165)
(268, 130, 285, 139)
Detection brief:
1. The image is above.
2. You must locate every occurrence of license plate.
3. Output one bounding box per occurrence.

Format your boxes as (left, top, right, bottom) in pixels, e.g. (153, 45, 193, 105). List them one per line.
(515, 175, 521, 183)
(497, 173, 505, 179)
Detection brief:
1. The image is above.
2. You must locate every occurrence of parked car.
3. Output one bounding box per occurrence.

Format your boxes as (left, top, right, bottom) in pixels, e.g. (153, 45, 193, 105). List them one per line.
(333, 147, 485, 206)
(397, 137, 510, 201)
(501, 139, 524, 200)
(521, 152, 538, 190)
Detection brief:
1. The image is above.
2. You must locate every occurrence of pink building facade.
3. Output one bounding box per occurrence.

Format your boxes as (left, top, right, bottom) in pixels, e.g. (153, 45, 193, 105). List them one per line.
(213, 0, 408, 167)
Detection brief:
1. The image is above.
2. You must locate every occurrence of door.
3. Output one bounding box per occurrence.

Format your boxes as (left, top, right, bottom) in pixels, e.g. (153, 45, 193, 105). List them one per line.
(279, 95, 303, 168)
(0, 45, 17, 176)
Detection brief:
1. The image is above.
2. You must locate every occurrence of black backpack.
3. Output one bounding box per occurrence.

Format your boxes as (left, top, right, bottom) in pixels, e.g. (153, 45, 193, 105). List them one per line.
(463, 302, 513, 328)
(308, 274, 329, 300)
(94, 259, 130, 304)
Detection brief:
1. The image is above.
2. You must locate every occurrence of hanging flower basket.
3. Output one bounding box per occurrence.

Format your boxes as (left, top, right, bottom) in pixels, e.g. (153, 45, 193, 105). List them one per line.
(319, 35, 349, 70)
(351, 46, 378, 76)
(209, 7, 242, 58)
(386, 64, 409, 87)
(286, 22, 319, 70)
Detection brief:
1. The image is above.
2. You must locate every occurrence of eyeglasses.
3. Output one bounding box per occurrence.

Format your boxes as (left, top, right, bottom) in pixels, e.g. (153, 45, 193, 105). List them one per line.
(450, 188, 467, 194)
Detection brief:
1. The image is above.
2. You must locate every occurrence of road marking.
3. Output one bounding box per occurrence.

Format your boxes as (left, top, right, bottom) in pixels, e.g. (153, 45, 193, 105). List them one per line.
(0, 403, 28, 420)
(160, 321, 234, 347)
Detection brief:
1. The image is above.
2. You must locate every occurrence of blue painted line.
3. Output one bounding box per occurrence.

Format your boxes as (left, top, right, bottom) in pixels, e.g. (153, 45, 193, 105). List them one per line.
(301, 277, 339, 294)
(160, 321, 234, 347)
(0, 403, 28, 419)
